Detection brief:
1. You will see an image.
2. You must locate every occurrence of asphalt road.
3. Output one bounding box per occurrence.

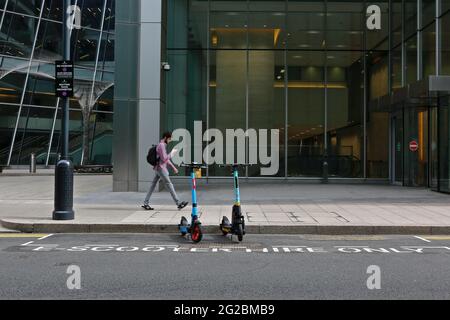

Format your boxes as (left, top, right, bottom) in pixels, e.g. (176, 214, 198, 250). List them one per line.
(0, 233, 449, 300)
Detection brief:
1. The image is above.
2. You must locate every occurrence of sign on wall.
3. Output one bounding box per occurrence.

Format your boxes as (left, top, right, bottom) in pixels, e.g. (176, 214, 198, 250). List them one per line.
(409, 140, 419, 152)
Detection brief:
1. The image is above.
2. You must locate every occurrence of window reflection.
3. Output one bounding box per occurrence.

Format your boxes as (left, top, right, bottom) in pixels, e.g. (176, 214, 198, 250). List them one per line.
(0, 0, 115, 166)
(0, 13, 38, 59)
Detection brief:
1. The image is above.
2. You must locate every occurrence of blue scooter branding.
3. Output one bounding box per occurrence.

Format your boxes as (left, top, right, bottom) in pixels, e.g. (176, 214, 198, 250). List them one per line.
(178, 163, 207, 243)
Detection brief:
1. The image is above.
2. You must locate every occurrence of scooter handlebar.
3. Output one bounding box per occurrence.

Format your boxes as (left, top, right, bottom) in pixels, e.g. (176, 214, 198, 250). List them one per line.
(218, 164, 253, 168)
(180, 162, 208, 169)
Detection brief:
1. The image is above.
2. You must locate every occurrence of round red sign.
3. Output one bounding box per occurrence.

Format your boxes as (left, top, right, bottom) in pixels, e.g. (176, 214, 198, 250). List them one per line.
(409, 140, 419, 152)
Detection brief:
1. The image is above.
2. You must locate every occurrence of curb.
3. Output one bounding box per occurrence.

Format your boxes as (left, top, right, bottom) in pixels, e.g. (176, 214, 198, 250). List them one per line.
(2, 219, 450, 235)
(0, 227, 17, 233)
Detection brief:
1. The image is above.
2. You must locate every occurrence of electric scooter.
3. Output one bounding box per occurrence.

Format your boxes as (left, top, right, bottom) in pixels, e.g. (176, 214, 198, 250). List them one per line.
(178, 162, 207, 243)
(219, 164, 249, 242)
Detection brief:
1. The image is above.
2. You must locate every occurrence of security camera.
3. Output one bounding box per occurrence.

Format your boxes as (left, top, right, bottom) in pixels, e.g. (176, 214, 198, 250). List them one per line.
(162, 62, 171, 71)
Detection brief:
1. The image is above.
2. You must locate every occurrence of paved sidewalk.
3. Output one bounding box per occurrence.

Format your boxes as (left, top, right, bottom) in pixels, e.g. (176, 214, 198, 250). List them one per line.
(1, 174, 450, 234)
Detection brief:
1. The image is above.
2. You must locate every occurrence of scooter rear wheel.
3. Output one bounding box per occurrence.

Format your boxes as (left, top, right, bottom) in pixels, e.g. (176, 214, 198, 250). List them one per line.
(237, 224, 243, 242)
(191, 223, 203, 243)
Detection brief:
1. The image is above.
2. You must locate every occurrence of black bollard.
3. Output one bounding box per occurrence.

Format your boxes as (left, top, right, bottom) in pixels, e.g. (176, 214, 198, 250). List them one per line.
(53, 159, 74, 220)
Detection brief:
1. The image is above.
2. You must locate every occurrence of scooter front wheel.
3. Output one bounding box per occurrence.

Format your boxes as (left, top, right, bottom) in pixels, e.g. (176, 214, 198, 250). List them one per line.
(191, 223, 203, 243)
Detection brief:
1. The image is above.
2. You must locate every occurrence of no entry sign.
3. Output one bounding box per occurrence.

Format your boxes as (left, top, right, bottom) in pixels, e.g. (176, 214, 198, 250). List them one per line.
(409, 140, 419, 152)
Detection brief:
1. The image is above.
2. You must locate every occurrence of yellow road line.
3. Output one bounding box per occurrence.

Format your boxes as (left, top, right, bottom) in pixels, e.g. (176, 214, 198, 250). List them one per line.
(422, 236, 450, 240)
(0, 233, 49, 238)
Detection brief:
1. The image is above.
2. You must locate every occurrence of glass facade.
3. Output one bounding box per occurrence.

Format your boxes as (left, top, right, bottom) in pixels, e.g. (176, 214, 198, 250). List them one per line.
(164, 0, 450, 191)
(0, 0, 115, 166)
(166, 0, 373, 179)
(1, 0, 449, 193)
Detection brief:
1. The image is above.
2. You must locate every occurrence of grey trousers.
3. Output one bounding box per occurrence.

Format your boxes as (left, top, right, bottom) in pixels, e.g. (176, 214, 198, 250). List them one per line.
(144, 168, 180, 206)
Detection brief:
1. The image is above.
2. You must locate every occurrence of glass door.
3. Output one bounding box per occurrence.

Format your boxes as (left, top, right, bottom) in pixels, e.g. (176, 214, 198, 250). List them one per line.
(404, 107, 429, 187)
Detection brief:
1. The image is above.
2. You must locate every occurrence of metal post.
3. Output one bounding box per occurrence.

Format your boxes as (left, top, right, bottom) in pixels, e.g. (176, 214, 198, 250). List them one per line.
(417, 0, 423, 81)
(206, 0, 210, 181)
(388, 0, 393, 93)
(363, 2, 367, 180)
(401, 0, 406, 88)
(436, 0, 442, 75)
(245, 9, 249, 179)
(322, 1, 328, 183)
(62, 1, 70, 160)
(436, 95, 441, 192)
(30, 153, 36, 174)
(284, 0, 288, 179)
(53, 0, 74, 220)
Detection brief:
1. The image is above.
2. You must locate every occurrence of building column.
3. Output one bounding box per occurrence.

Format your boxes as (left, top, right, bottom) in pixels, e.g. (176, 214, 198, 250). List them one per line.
(113, 0, 164, 192)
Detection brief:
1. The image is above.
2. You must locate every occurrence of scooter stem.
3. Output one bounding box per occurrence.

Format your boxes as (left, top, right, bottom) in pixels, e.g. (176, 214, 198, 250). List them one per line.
(234, 167, 240, 206)
(191, 170, 198, 218)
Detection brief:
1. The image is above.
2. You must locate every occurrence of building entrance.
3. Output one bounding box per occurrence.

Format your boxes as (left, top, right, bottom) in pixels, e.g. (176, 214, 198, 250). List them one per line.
(391, 106, 430, 187)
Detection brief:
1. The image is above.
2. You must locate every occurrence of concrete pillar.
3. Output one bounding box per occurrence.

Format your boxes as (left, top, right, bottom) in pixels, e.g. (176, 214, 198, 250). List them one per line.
(113, 0, 164, 192)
